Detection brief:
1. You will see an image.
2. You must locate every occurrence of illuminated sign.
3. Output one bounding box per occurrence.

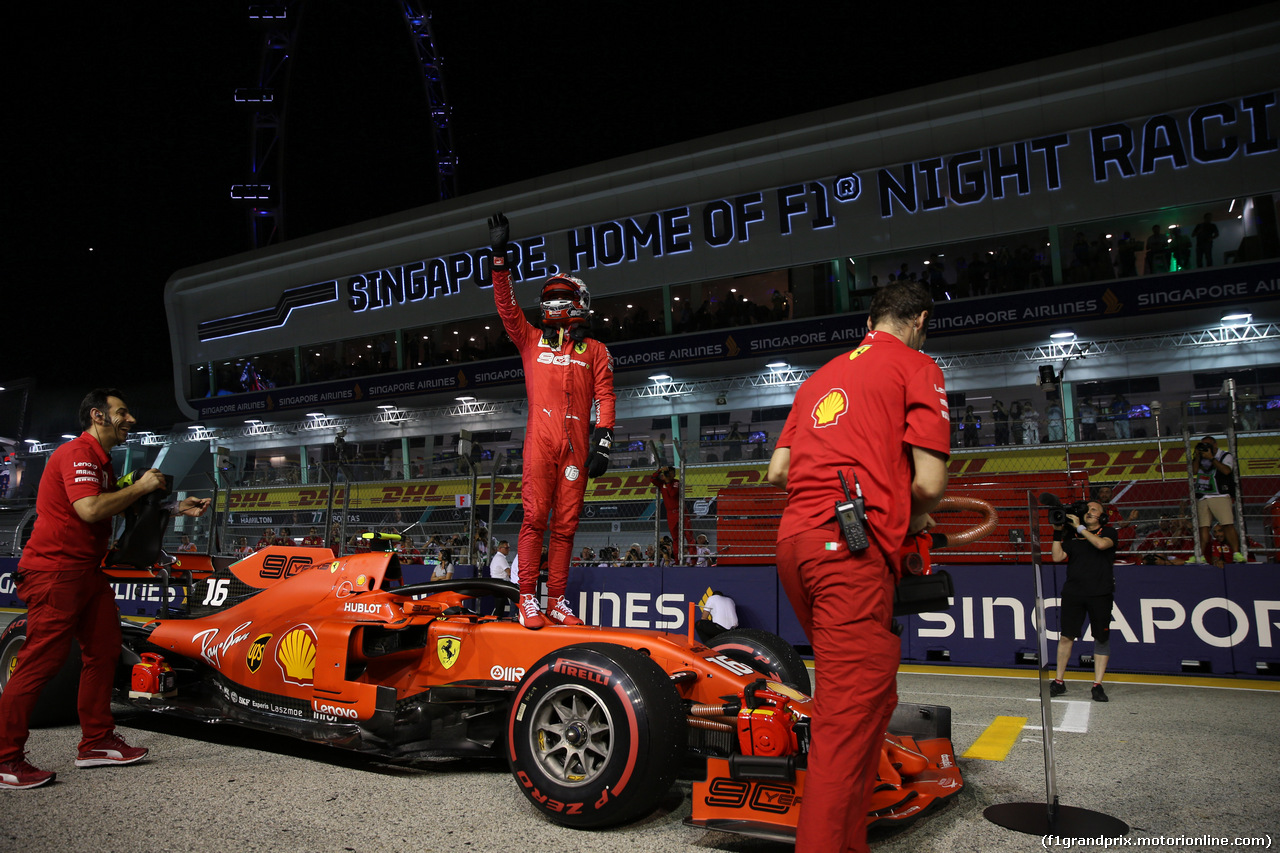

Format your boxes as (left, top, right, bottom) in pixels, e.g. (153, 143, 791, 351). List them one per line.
(194, 93, 1276, 340)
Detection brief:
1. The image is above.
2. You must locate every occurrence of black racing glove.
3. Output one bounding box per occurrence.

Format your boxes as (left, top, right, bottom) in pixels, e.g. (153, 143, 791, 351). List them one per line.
(488, 212, 512, 272)
(586, 427, 613, 478)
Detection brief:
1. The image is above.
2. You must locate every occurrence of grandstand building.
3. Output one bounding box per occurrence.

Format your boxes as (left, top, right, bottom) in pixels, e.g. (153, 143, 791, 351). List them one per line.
(6, 9, 1275, 554)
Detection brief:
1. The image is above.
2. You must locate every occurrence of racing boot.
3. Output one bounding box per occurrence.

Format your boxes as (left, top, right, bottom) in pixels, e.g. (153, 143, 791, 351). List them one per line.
(518, 594, 547, 630)
(547, 595, 584, 626)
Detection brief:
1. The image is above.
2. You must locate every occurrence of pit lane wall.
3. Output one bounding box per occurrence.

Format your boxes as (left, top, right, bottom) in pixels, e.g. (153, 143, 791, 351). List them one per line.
(2, 559, 1275, 678)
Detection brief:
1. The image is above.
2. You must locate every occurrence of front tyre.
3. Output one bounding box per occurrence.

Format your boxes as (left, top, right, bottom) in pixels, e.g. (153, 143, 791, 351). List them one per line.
(0, 618, 81, 727)
(507, 643, 684, 828)
(709, 628, 811, 694)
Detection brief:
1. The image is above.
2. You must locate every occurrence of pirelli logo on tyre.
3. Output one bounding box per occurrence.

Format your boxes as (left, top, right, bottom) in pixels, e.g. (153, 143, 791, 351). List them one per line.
(246, 633, 272, 674)
(551, 659, 611, 685)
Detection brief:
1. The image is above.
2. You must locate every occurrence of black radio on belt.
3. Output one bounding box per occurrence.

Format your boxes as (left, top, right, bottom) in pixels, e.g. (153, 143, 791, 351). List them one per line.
(835, 471, 869, 554)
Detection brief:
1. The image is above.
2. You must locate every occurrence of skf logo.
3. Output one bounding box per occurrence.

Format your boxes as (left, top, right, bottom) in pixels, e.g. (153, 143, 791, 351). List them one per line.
(276, 625, 317, 686)
(552, 659, 611, 685)
(848, 344, 871, 360)
(811, 388, 849, 428)
(437, 636, 461, 669)
(246, 633, 272, 673)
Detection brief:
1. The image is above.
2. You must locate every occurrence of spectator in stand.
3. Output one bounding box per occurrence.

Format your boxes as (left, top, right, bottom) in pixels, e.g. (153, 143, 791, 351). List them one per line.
(276, 528, 293, 546)
(694, 534, 714, 566)
(301, 527, 324, 547)
(235, 537, 253, 558)
(1110, 394, 1131, 439)
(1169, 225, 1191, 271)
(490, 540, 512, 580)
(1046, 395, 1065, 443)
(255, 528, 276, 551)
(176, 535, 197, 553)
(991, 400, 1010, 446)
(397, 536, 422, 565)
(962, 406, 979, 448)
(1116, 231, 1139, 277)
(1206, 523, 1235, 567)
(644, 545, 657, 565)
(1079, 398, 1099, 441)
(1021, 401, 1041, 444)
(433, 549, 455, 581)
(1009, 402, 1024, 444)
(1144, 224, 1167, 275)
(1137, 516, 1188, 565)
(1192, 213, 1219, 268)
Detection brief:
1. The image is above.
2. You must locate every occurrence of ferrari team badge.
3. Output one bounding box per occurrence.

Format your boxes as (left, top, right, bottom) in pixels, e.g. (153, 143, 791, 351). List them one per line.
(437, 636, 462, 669)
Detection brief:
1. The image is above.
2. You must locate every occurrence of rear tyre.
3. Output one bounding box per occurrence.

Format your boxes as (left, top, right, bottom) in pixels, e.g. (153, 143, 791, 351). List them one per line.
(507, 642, 685, 828)
(709, 628, 811, 694)
(0, 618, 81, 727)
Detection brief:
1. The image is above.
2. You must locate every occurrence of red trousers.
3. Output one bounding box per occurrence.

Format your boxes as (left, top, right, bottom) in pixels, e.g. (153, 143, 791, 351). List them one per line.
(0, 568, 121, 761)
(518, 435, 589, 600)
(777, 528, 900, 853)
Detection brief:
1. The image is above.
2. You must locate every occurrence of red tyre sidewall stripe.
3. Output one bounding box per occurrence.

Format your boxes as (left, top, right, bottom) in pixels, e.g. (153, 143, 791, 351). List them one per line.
(609, 679, 640, 796)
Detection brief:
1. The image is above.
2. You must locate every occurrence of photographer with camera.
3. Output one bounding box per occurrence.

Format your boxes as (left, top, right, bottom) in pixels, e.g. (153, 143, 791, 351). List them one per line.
(1194, 435, 1242, 564)
(1049, 499, 1118, 702)
(1, 389, 211, 790)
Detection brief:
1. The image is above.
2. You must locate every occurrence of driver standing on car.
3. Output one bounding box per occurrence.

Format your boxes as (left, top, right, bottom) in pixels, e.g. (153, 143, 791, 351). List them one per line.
(487, 213, 616, 629)
(0, 389, 211, 790)
(766, 282, 950, 853)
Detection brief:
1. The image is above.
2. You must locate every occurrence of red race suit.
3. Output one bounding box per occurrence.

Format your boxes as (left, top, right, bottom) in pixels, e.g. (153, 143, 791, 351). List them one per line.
(775, 330, 950, 853)
(0, 433, 123, 761)
(493, 266, 615, 600)
(650, 470, 694, 555)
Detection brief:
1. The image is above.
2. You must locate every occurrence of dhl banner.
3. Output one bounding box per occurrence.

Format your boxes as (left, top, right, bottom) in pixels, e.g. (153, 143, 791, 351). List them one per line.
(220, 437, 1280, 512)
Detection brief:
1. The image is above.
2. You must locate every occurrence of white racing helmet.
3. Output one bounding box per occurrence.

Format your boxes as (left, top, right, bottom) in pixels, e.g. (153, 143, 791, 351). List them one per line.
(540, 274, 590, 329)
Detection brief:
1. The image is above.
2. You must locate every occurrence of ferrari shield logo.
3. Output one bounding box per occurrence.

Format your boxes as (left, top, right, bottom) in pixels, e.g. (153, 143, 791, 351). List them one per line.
(437, 636, 462, 669)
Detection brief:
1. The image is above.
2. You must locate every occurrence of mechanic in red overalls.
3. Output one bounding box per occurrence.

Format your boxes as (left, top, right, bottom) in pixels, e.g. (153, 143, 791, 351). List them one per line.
(488, 213, 616, 629)
(767, 282, 950, 852)
(0, 389, 211, 789)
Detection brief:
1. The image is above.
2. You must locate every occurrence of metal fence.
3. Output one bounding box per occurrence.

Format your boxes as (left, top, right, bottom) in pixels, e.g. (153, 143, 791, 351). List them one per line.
(4, 434, 1277, 567)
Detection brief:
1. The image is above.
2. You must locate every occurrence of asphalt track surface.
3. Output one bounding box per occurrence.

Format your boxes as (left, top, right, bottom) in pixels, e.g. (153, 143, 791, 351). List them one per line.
(1, 654, 1276, 853)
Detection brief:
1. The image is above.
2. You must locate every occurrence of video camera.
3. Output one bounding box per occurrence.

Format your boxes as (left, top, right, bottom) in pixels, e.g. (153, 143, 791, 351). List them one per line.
(1039, 493, 1091, 527)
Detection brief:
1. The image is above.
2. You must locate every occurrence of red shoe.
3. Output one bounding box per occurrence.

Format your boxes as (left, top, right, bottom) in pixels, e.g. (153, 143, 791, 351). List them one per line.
(76, 732, 148, 768)
(0, 756, 55, 789)
(518, 594, 547, 630)
(547, 596, 584, 626)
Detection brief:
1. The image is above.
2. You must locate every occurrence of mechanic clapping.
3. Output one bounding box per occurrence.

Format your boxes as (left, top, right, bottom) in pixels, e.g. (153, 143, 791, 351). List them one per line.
(0, 389, 211, 790)
(487, 213, 616, 629)
(766, 282, 950, 853)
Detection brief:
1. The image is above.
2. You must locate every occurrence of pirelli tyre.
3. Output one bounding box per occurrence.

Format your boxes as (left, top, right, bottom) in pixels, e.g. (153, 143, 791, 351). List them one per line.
(0, 618, 81, 726)
(507, 642, 685, 828)
(708, 628, 811, 694)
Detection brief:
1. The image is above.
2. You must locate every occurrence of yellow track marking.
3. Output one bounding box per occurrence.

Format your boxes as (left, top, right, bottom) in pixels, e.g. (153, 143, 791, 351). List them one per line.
(963, 715, 1028, 760)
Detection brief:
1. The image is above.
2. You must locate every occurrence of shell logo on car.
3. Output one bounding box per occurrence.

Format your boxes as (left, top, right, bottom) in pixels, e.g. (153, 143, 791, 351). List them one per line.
(276, 625, 317, 685)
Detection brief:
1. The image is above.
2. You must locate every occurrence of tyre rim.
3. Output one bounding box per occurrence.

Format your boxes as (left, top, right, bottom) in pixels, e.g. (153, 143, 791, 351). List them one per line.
(529, 683, 615, 787)
(1, 639, 19, 688)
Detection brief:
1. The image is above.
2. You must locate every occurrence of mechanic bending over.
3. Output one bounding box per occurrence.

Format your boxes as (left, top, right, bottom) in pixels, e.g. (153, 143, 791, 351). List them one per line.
(487, 213, 616, 629)
(767, 280, 950, 853)
(1049, 500, 1118, 702)
(0, 388, 211, 790)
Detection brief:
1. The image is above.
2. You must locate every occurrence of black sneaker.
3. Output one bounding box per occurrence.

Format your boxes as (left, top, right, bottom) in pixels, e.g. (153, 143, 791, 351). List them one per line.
(1049, 679, 1066, 697)
(1091, 683, 1108, 702)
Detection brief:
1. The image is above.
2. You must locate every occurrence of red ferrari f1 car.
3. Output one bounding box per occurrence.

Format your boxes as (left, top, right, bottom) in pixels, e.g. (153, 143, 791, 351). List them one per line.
(1, 534, 966, 840)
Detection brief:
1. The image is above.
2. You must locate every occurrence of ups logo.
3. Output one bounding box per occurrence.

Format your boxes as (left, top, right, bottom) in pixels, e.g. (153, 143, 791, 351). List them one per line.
(246, 634, 272, 673)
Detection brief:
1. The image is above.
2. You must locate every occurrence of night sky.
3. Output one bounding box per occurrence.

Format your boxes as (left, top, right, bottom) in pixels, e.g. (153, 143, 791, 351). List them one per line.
(4, 1, 1273, 439)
